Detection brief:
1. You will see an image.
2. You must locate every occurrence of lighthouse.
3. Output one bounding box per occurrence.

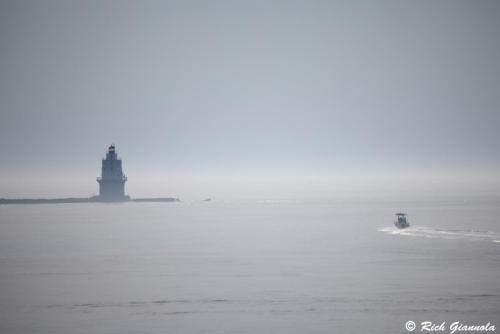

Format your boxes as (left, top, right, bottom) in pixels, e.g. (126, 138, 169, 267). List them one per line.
(96, 145, 129, 201)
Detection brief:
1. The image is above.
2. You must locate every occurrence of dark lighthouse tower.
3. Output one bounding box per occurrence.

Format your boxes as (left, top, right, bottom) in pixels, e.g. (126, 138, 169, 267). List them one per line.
(96, 145, 129, 201)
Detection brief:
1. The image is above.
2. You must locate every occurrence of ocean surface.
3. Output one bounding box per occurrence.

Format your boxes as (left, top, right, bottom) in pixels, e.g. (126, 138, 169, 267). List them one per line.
(1, 195, 499, 333)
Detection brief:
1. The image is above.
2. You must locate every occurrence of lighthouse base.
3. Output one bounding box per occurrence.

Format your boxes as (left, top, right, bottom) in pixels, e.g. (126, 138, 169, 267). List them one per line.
(91, 195, 131, 202)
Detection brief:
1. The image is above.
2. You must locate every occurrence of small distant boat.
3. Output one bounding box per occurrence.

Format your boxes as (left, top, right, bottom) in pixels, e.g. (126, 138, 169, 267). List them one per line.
(394, 213, 410, 229)
(203, 198, 212, 202)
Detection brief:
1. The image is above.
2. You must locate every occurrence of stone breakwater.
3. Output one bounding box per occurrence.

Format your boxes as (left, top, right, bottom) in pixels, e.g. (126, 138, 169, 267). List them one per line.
(0, 197, 180, 204)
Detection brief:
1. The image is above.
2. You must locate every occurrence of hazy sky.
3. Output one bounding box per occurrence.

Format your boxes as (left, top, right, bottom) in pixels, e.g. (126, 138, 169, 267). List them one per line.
(1, 1, 499, 198)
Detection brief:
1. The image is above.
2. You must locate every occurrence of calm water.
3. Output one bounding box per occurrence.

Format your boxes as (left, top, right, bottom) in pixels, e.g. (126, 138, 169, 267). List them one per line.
(1, 196, 499, 333)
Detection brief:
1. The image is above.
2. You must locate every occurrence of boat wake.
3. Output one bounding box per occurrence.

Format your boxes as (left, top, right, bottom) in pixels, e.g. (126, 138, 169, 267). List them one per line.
(378, 226, 500, 243)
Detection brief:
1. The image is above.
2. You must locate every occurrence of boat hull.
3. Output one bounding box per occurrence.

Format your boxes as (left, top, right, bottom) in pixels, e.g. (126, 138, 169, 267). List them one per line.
(394, 221, 410, 229)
